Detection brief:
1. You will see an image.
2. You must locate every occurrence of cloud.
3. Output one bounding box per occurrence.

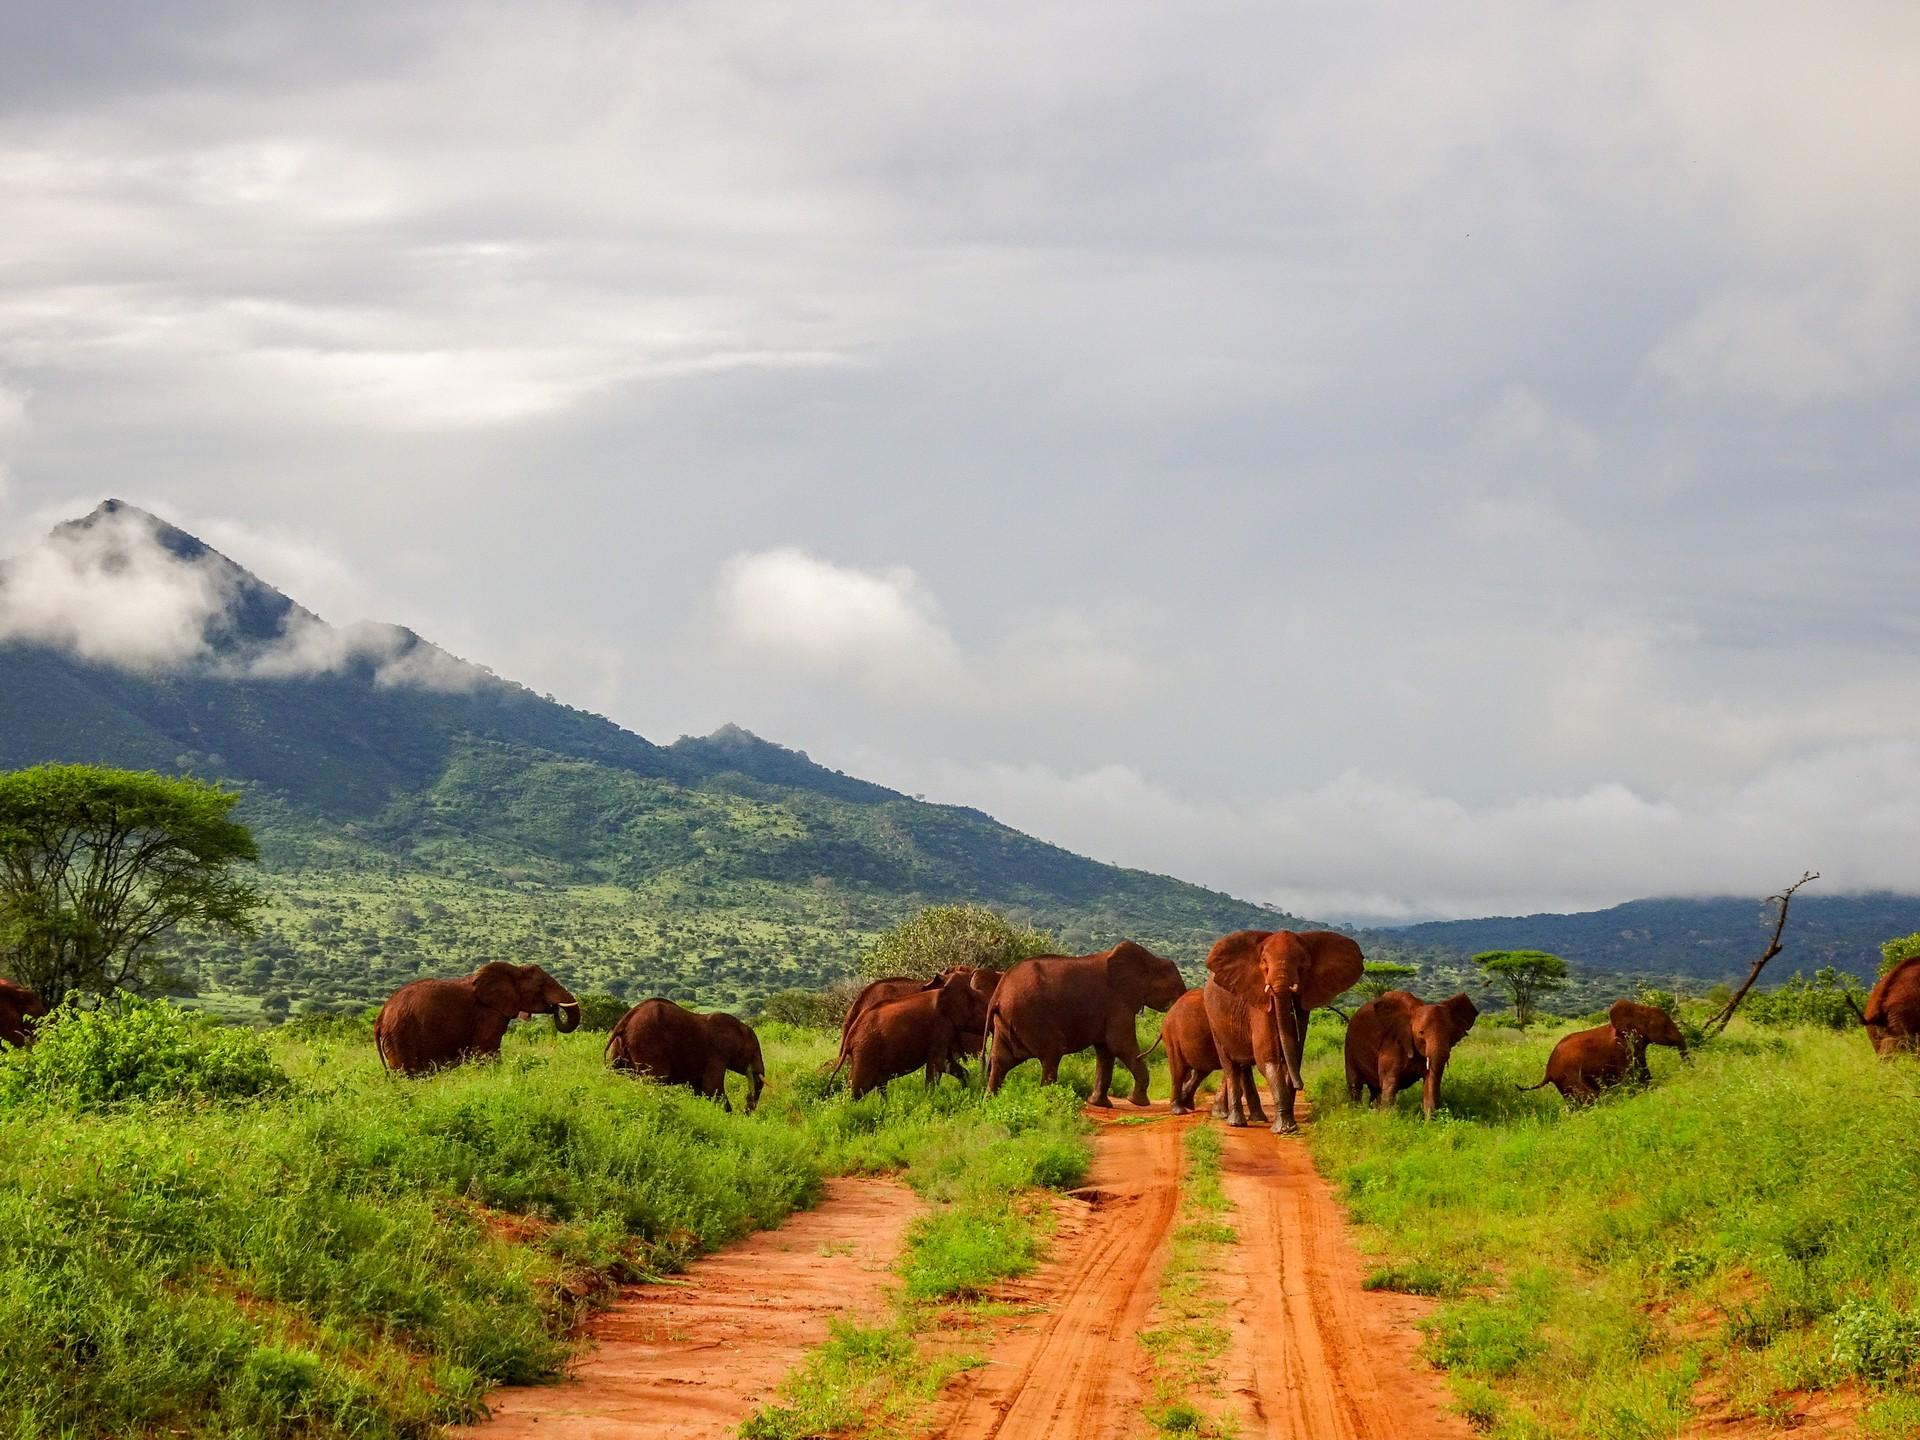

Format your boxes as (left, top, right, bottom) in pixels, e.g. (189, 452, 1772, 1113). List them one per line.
(0, 503, 236, 666)
(714, 547, 1145, 709)
(0, 501, 487, 689)
(873, 743, 1920, 923)
(1648, 280, 1920, 404)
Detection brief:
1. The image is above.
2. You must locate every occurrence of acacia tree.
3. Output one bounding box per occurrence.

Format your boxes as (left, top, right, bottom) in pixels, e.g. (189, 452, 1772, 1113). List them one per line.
(0, 765, 261, 1005)
(859, 903, 1055, 982)
(1354, 959, 1420, 1001)
(1473, 949, 1569, 1028)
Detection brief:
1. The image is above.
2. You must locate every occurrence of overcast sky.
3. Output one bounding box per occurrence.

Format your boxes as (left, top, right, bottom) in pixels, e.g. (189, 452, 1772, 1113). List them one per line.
(2, 1, 1917, 920)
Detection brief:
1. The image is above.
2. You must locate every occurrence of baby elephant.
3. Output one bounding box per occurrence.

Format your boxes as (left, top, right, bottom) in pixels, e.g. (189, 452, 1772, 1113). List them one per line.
(1519, 1024, 1631, 1105)
(844, 972, 991, 1099)
(1345, 990, 1479, 1118)
(1607, 998, 1688, 1082)
(0, 979, 49, 1049)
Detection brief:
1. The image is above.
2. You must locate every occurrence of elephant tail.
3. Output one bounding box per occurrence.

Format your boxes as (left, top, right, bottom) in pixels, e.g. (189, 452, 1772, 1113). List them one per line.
(605, 1027, 628, 1071)
(1514, 1078, 1552, 1092)
(373, 1010, 392, 1072)
(1140, 1025, 1166, 1061)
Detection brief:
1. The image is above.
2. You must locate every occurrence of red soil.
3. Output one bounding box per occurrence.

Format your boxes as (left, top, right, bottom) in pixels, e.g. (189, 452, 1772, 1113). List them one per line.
(458, 1176, 918, 1440)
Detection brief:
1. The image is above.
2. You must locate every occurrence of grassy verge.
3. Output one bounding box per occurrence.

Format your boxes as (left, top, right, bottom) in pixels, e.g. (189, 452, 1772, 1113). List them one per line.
(740, 1039, 1095, 1440)
(1141, 1123, 1240, 1438)
(1304, 1022, 1920, 1439)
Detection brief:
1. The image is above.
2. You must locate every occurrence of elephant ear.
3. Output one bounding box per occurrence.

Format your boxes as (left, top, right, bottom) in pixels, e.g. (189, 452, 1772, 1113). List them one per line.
(920, 974, 950, 992)
(1607, 999, 1645, 1035)
(1204, 930, 1271, 1005)
(471, 962, 523, 1015)
(1441, 993, 1480, 1032)
(1296, 931, 1366, 1010)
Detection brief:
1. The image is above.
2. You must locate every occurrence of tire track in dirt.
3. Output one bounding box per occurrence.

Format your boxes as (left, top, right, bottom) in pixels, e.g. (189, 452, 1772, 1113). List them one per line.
(926, 1107, 1185, 1440)
(1215, 1113, 1474, 1440)
(459, 1177, 918, 1440)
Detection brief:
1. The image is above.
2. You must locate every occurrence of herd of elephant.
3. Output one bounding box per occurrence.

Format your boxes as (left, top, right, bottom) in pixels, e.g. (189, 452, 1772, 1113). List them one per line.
(4, 943, 1917, 1123)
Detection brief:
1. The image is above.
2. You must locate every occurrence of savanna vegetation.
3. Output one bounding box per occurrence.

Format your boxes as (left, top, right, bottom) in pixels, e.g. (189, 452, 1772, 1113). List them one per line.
(1306, 1009, 1920, 1438)
(0, 999, 1095, 1439)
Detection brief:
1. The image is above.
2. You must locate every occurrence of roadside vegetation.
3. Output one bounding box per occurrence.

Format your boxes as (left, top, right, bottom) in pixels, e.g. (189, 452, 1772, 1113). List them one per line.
(1307, 1016, 1920, 1438)
(0, 1002, 1092, 1440)
(1141, 1123, 1239, 1438)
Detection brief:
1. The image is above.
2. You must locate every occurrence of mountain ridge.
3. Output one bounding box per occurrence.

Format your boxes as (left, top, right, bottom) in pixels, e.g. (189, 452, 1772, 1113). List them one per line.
(0, 501, 1296, 1012)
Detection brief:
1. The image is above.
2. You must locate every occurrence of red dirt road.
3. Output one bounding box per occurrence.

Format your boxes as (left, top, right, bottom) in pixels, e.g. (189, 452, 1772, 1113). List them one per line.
(1214, 1119, 1474, 1439)
(459, 1176, 918, 1440)
(926, 1100, 1469, 1440)
(926, 1111, 1183, 1439)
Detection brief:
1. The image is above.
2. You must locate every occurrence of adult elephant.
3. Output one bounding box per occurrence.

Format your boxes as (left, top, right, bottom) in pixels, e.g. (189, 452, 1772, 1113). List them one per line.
(984, 941, 1187, 1105)
(1607, 998, 1688, 1082)
(1518, 1024, 1630, 1104)
(0, 979, 48, 1049)
(1344, 990, 1479, 1118)
(831, 966, 1002, 1078)
(1857, 957, 1920, 1057)
(844, 972, 991, 1099)
(375, 962, 580, 1075)
(1205, 929, 1365, 1133)
(607, 998, 765, 1112)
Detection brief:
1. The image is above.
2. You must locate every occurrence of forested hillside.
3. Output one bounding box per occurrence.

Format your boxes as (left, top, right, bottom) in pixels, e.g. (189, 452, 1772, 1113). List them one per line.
(1363, 892, 1920, 985)
(0, 503, 1293, 1014)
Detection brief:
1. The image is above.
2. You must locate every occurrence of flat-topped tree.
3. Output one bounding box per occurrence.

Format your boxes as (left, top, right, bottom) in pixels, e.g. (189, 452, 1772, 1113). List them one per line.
(0, 764, 261, 1005)
(1474, 949, 1569, 1028)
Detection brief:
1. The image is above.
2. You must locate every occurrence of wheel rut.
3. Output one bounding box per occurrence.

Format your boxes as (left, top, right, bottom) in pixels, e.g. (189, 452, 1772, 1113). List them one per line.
(458, 1176, 918, 1440)
(926, 1106, 1185, 1440)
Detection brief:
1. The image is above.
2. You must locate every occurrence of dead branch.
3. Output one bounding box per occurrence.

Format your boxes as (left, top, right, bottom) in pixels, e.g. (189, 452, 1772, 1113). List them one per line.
(1703, 870, 1819, 1036)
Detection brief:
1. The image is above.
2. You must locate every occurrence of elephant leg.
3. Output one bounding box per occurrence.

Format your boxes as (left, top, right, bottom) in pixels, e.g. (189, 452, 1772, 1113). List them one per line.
(1168, 1059, 1190, 1115)
(987, 1044, 1015, 1094)
(1121, 1050, 1151, 1107)
(1377, 1048, 1402, 1109)
(1040, 1053, 1061, 1087)
(1209, 1077, 1231, 1120)
(1243, 1064, 1269, 1124)
(702, 1057, 731, 1111)
(1345, 1054, 1363, 1104)
(1222, 1063, 1250, 1126)
(1090, 1046, 1115, 1106)
(1264, 1059, 1299, 1134)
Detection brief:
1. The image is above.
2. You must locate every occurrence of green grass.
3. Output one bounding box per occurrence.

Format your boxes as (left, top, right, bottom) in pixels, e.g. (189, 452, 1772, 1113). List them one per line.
(0, 1011, 1093, 1439)
(1140, 1124, 1240, 1438)
(1305, 1021, 1920, 1438)
(741, 1036, 1095, 1440)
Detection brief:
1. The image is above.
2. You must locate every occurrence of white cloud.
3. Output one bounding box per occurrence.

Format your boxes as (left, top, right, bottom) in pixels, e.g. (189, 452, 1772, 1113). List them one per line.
(715, 547, 1145, 710)
(1649, 280, 1920, 404)
(0, 504, 235, 666)
(872, 743, 1920, 923)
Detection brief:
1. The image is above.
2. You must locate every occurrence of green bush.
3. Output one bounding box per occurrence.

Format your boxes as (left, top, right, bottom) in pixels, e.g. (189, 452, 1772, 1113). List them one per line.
(573, 991, 631, 1031)
(1832, 1299, 1920, 1385)
(1883, 932, 1920, 979)
(1744, 969, 1866, 1030)
(759, 984, 855, 1029)
(859, 903, 1055, 982)
(0, 995, 288, 1108)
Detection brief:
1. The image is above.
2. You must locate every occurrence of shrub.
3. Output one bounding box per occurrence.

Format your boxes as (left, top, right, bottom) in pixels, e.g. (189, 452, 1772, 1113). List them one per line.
(1882, 932, 1920, 979)
(859, 904, 1055, 982)
(759, 984, 857, 1029)
(573, 992, 631, 1031)
(1744, 969, 1866, 1031)
(0, 995, 289, 1108)
(1832, 1299, 1920, 1385)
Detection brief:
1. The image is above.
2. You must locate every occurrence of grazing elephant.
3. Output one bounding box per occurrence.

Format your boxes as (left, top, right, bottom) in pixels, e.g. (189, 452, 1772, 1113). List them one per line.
(376, 962, 580, 1075)
(0, 979, 49, 1049)
(831, 965, 1002, 1078)
(606, 998, 765, 1112)
(1205, 929, 1366, 1134)
(1161, 988, 1223, 1116)
(1345, 990, 1479, 1118)
(1518, 1024, 1630, 1105)
(1607, 998, 1688, 1082)
(984, 941, 1187, 1105)
(844, 973, 992, 1099)
(1859, 958, 1920, 1057)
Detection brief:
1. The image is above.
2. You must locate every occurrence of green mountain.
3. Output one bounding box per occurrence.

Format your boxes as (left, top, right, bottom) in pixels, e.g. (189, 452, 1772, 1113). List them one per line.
(0, 501, 1294, 1014)
(1362, 893, 1920, 987)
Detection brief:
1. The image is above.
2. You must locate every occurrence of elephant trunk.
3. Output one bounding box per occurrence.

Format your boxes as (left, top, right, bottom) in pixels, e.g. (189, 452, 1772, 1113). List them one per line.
(1273, 992, 1305, 1092)
(1422, 1054, 1446, 1119)
(1675, 1031, 1690, 1062)
(552, 1000, 581, 1034)
(745, 1063, 765, 1114)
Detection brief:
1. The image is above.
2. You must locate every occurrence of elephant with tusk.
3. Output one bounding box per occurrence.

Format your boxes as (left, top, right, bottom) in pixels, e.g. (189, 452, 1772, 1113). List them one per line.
(1205, 929, 1365, 1134)
(375, 961, 581, 1075)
